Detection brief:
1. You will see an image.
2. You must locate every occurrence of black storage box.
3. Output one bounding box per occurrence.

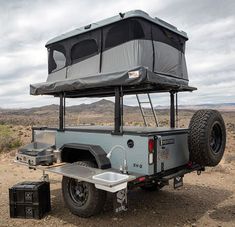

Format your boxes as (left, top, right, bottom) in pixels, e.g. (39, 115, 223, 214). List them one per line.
(9, 181, 51, 219)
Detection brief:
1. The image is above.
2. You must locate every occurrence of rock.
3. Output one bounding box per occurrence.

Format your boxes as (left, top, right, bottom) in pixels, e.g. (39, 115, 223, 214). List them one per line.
(18, 131, 23, 136)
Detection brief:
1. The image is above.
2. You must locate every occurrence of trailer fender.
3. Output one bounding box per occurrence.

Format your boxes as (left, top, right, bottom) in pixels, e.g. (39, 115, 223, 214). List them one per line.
(60, 143, 111, 169)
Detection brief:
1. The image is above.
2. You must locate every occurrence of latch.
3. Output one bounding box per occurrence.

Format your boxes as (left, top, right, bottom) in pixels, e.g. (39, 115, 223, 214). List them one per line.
(157, 136, 163, 146)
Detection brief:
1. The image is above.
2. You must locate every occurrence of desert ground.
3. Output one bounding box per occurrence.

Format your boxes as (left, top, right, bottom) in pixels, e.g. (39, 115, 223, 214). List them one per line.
(0, 101, 234, 226)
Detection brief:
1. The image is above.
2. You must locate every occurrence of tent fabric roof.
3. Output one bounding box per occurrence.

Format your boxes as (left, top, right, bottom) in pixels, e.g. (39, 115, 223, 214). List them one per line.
(46, 10, 188, 47)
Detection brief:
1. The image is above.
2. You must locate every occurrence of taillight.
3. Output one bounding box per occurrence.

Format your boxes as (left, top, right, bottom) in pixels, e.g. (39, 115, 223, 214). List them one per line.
(148, 138, 154, 164)
(138, 176, 146, 182)
(148, 139, 154, 153)
(187, 161, 193, 168)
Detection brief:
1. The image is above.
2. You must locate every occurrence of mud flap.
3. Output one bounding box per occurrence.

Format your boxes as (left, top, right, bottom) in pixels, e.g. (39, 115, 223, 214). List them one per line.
(113, 188, 128, 213)
(173, 175, 183, 189)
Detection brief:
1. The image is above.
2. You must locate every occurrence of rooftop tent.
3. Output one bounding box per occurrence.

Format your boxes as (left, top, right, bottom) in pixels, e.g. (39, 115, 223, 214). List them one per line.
(31, 10, 195, 97)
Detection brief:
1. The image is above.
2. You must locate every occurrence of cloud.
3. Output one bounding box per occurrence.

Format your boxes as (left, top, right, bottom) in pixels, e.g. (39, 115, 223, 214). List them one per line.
(0, 0, 235, 108)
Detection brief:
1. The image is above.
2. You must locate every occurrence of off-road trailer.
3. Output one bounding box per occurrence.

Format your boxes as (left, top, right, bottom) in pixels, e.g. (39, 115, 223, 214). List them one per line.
(15, 10, 226, 217)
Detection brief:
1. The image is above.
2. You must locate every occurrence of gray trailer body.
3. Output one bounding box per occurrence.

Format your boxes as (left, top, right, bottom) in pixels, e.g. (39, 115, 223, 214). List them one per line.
(33, 126, 189, 176)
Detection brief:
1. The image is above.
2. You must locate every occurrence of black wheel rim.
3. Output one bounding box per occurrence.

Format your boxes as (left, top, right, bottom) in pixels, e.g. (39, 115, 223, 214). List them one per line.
(210, 122, 222, 154)
(68, 179, 89, 206)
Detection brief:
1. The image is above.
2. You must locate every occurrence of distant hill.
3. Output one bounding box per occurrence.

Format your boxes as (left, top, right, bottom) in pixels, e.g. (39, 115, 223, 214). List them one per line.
(178, 103, 235, 111)
(155, 103, 235, 111)
(67, 99, 115, 114)
(0, 99, 139, 116)
(0, 100, 235, 115)
(0, 104, 59, 115)
(0, 99, 234, 126)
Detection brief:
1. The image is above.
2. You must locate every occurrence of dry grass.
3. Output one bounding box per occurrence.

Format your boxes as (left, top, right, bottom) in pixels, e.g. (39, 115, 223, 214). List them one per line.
(0, 125, 22, 152)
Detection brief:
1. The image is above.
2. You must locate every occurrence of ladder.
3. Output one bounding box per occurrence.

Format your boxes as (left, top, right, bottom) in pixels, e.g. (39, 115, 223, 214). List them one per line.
(136, 93, 159, 127)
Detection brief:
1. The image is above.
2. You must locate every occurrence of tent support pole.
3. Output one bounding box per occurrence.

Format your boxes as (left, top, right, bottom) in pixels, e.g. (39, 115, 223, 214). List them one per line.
(175, 92, 178, 127)
(170, 91, 175, 128)
(113, 87, 123, 135)
(59, 93, 64, 131)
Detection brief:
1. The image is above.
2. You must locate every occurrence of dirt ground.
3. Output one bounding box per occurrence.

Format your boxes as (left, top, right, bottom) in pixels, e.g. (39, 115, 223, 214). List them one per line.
(0, 149, 234, 227)
(0, 110, 234, 227)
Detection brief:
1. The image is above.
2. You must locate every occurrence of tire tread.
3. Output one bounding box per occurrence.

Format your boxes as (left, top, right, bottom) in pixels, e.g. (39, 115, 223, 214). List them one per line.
(188, 109, 226, 166)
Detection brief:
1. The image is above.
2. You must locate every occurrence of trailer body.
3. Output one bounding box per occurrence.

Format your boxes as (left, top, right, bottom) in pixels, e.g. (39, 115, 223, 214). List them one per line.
(32, 126, 189, 176)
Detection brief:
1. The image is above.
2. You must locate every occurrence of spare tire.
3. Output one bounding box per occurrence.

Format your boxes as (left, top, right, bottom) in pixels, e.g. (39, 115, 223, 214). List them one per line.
(188, 109, 226, 166)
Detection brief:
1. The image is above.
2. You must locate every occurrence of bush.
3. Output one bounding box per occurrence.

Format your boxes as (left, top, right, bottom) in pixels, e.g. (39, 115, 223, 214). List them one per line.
(0, 125, 22, 152)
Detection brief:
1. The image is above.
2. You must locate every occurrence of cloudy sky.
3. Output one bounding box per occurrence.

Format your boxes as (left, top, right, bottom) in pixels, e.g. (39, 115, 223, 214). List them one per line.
(1, 0, 235, 108)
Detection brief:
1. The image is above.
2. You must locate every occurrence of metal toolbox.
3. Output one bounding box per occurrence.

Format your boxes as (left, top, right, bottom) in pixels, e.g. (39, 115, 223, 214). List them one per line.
(9, 181, 51, 219)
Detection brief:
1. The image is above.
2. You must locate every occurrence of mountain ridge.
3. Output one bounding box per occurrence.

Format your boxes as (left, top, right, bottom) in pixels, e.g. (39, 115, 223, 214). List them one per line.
(0, 99, 235, 114)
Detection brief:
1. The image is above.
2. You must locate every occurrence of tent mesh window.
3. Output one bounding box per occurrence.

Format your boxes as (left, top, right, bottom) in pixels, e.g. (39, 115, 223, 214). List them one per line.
(48, 44, 66, 73)
(104, 19, 145, 50)
(151, 23, 185, 52)
(71, 39, 99, 64)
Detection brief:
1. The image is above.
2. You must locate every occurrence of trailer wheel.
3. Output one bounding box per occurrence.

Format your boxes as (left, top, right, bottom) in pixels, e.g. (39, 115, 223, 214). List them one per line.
(62, 161, 107, 218)
(188, 109, 226, 166)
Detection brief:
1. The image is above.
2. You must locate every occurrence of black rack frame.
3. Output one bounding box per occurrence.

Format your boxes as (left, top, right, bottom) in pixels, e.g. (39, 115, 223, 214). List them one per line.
(58, 85, 186, 133)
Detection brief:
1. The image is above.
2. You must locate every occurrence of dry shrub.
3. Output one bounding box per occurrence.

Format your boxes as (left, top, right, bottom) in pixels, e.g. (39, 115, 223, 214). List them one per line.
(0, 125, 22, 152)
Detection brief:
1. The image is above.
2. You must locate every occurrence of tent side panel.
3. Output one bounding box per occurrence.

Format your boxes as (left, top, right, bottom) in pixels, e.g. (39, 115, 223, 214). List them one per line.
(67, 54, 100, 79)
(181, 53, 188, 80)
(139, 40, 153, 71)
(101, 40, 152, 73)
(154, 41, 188, 80)
(47, 67, 67, 82)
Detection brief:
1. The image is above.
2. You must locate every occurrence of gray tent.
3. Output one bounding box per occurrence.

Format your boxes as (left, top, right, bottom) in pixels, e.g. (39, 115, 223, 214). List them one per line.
(30, 10, 195, 97)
